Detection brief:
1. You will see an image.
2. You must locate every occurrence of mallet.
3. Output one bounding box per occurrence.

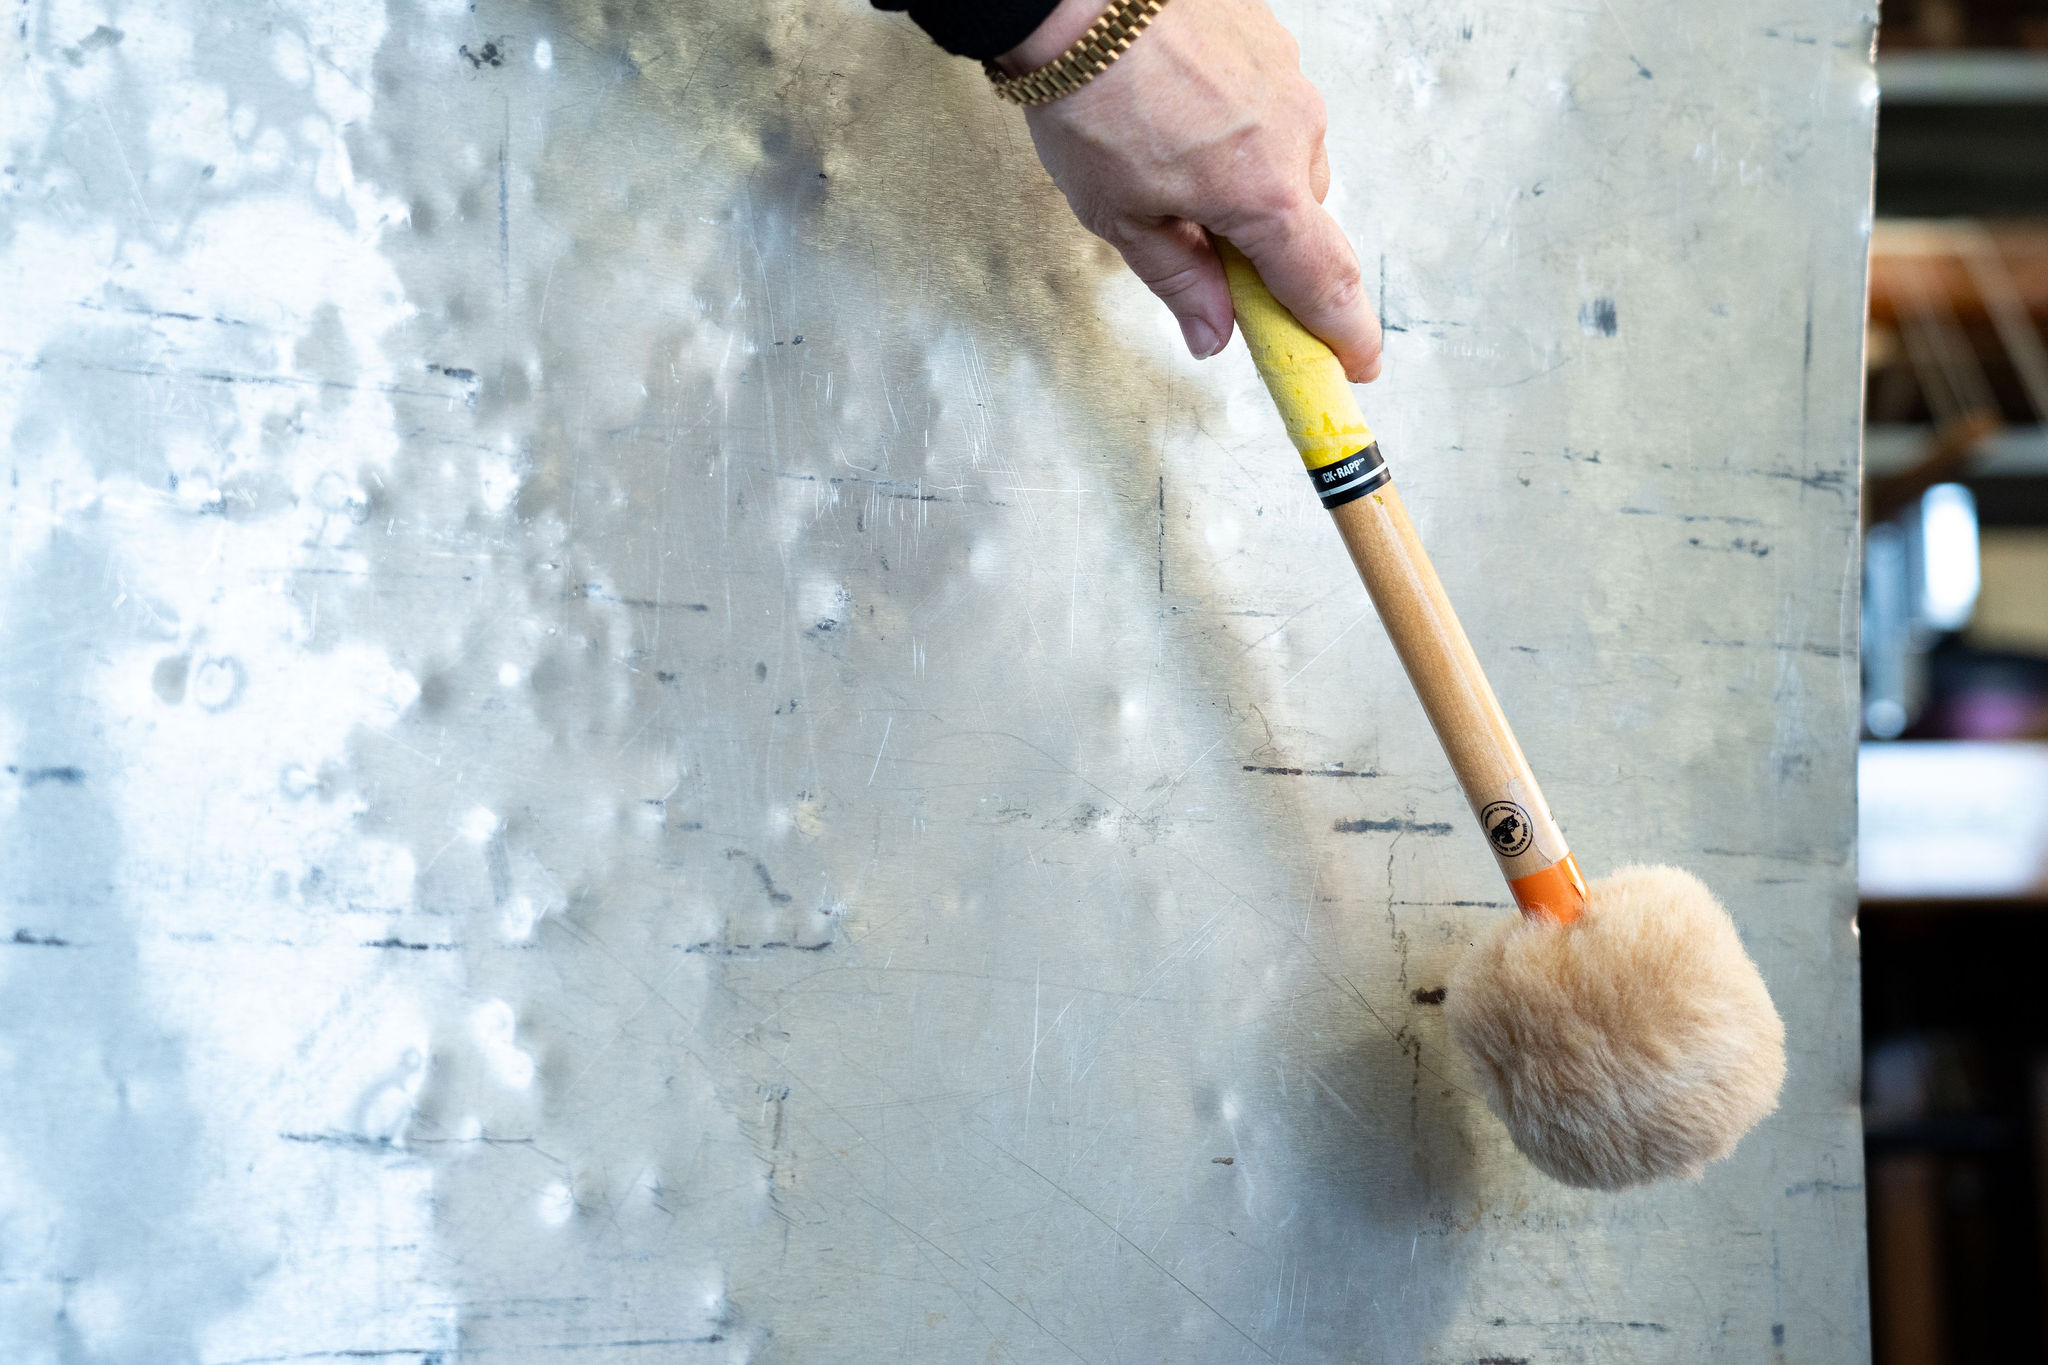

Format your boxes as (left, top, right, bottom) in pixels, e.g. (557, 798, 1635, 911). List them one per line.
(1221, 246, 1785, 1190)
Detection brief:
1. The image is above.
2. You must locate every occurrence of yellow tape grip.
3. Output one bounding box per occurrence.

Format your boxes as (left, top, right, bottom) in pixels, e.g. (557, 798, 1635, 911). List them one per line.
(1219, 242, 1373, 471)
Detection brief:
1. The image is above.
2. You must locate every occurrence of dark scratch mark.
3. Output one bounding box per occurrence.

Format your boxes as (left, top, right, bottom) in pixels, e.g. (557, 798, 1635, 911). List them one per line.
(523, 1343, 724, 1354)
(497, 100, 510, 307)
(8, 764, 84, 786)
(1578, 297, 1618, 336)
(215, 1341, 721, 1363)
(682, 939, 831, 955)
(724, 849, 793, 904)
(1617, 506, 1764, 527)
(1801, 281, 1814, 442)
(1241, 764, 1378, 778)
(210, 1351, 440, 1365)
(429, 364, 476, 383)
(1411, 986, 1447, 1005)
(773, 469, 947, 502)
(1686, 536, 1772, 557)
(11, 929, 70, 947)
(75, 299, 253, 328)
(280, 1130, 400, 1151)
(1391, 899, 1512, 908)
(1784, 1178, 1862, 1197)
(1489, 1317, 1670, 1333)
(1211, 1156, 1235, 1164)
(459, 39, 503, 68)
(1756, 465, 1850, 495)
(570, 585, 711, 612)
(1701, 846, 1836, 864)
(408, 1133, 549, 1152)
(1698, 639, 1845, 658)
(361, 938, 458, 951)
(54, 357, 456, 400)
(62, 22, 122, 62)
(756, 864, 793, 903)
(1334, 817, 1454, 835)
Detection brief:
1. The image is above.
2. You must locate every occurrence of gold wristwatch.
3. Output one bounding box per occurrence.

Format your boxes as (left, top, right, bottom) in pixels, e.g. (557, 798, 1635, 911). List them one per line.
(983, 0, 1170, 107)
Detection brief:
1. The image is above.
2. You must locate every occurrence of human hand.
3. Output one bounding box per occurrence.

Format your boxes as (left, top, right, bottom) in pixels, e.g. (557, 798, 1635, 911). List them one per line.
(1000, 0, 1382, 381)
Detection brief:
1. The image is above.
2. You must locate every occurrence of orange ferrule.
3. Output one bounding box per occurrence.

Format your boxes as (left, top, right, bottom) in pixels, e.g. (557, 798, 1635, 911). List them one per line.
(1508, 853, 1587, 924)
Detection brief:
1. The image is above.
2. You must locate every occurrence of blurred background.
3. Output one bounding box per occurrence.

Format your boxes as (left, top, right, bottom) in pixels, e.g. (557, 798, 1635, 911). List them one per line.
(1860, 1, 2048, 1360)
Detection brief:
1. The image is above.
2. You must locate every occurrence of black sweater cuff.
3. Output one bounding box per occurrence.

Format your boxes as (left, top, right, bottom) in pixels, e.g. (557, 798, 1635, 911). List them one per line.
(873, 0, 1064, 61)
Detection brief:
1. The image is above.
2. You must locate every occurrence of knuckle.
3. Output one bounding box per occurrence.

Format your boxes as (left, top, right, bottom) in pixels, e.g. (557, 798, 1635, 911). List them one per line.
(1141, 260, 1209, 301)
(1095, 216, 1145, 251)
(1312, 263, 1366, 319)
(1271, 176, 1317, 216)
(1224, 184, 1311, 240)
(1302, 89, 1329, 138)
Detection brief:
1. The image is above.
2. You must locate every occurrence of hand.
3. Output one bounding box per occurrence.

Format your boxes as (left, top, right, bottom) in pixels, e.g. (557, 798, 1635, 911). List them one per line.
(1000, 0, 1382, 381)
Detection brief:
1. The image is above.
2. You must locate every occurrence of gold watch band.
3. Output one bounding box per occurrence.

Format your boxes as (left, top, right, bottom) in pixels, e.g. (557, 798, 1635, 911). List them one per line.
(982, 0, 1170, 108)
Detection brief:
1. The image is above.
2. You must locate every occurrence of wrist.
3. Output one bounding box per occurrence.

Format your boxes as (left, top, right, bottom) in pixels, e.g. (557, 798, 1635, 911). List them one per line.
(996, 0, 1107, 75)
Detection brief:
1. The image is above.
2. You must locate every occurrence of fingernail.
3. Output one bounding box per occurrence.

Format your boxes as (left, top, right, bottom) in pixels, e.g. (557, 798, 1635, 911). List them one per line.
(1180, 316, 1221, 358)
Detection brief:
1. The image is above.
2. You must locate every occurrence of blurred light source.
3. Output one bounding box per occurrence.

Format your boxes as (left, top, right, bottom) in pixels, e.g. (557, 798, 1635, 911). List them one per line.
(1918, 483, 1981, 632)
(1864, 523, 1914, 738)
(1859, 742, 2048, 898)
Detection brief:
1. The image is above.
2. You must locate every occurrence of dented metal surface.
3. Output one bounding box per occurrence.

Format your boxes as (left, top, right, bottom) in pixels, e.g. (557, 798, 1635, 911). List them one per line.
(1, 0, 1872, 1359)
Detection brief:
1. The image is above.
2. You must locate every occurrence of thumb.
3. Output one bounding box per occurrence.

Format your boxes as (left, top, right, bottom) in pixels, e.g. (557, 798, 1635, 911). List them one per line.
(1108, 218, 1235, 360)
(1230, 203, 1383, 383)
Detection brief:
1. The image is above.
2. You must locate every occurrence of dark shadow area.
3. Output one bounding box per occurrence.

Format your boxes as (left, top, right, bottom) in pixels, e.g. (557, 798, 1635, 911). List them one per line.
(1862, 905, 2048, 1362)
(1877, 105, 2048, 218)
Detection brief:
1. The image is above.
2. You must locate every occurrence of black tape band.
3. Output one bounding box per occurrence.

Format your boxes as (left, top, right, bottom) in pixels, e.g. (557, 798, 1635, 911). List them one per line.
(1306, 443, 1389, 510)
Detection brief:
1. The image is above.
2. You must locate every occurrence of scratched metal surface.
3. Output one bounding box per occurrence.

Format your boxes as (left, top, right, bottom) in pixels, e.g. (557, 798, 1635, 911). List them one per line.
(0, 0, 1872, 1359)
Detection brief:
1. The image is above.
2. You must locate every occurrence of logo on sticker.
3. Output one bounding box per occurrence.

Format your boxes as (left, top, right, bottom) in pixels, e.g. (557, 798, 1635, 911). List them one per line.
(1481, 801, 1533, 858)
(1320, 452, 1369, 486)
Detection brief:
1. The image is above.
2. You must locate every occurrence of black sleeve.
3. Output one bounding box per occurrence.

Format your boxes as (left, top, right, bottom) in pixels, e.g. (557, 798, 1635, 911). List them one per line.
(872, 0, 1063, 61)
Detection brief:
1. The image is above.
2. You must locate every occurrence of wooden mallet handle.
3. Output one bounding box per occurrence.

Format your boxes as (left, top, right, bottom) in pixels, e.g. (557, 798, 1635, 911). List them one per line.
(1220, 244, 1587, 923)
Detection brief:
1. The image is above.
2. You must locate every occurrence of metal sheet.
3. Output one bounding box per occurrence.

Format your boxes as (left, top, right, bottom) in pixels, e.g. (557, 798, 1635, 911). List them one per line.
(1, 0, 1873, 1359)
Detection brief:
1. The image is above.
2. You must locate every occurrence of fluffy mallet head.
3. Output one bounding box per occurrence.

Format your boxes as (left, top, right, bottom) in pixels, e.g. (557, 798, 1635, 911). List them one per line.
(1445, 865, 1785, 1191)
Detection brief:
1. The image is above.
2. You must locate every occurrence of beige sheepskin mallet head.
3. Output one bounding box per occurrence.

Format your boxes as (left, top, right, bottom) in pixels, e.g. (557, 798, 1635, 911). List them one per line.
(1445, 865, 1786, 1191)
